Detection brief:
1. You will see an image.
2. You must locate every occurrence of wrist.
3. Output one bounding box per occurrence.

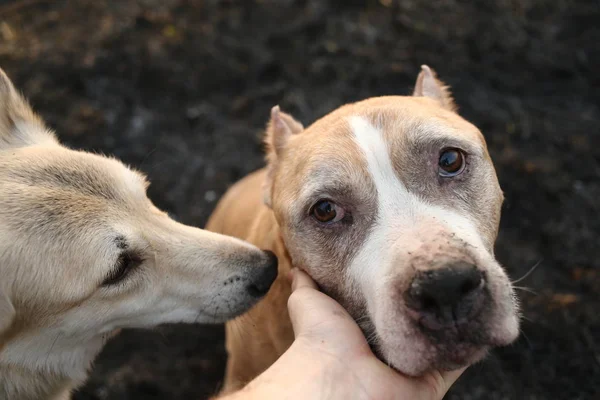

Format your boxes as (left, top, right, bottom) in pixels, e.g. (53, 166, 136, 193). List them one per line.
(229, 342, 329, 400)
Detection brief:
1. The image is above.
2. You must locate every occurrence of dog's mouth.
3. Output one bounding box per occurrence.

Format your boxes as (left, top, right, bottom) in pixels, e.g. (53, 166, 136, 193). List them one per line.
(357, 304, 511, 376)
(199, 298, 262, 323)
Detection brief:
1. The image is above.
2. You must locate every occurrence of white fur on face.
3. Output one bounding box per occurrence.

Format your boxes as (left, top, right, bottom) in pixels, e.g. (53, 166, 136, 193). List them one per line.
(346, 115, 518, 374)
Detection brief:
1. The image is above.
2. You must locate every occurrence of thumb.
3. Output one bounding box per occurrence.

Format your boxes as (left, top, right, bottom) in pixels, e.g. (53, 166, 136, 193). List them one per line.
(290, 267, 319, 291)
(287, 269, 358, 340)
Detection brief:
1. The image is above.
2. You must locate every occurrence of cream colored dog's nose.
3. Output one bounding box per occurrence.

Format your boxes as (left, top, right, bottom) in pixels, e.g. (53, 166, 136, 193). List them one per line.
(405, 262, 486, 330)
(246, 250, 278, 297)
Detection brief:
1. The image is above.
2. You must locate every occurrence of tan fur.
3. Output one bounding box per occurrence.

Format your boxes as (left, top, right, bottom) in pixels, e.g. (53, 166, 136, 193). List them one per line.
(209, 171, 294, 392)
(208, 66, 518, 393)
(0, 69, 277, 400)
(413, 65, 458, 112)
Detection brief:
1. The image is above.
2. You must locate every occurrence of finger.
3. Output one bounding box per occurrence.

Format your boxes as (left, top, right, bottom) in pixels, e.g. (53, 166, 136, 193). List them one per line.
(288, 275, 349, 336)
(287, 285, 333, 336)
(291, 268, 318, 291)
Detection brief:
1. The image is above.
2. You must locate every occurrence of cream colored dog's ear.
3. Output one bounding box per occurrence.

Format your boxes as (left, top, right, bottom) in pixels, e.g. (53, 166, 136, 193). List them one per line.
(0, 67, 56, 149)
(0, 288, 15, 337)
(412, 65, 457, 112)
(263, 105, 304, 208)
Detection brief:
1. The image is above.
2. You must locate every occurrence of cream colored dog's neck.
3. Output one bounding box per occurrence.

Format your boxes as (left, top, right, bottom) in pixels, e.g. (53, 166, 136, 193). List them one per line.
(0, 333, 106, 400)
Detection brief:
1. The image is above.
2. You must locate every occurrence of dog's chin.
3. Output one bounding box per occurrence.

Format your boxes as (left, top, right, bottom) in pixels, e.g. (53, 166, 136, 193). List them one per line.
(203, 300, 265, 324)
(363, 314, 517, 376)
(199, 309, 251, 324)
(375, 337, 490, 376)
(433, 346, 489, 371)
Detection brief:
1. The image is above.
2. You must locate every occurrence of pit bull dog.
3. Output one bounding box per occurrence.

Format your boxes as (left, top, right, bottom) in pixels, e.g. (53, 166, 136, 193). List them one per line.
(207, 65, 519, 393)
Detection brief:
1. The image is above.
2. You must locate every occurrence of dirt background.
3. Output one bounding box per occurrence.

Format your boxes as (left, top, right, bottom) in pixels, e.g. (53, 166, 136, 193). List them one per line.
(0, 0, 598, 398)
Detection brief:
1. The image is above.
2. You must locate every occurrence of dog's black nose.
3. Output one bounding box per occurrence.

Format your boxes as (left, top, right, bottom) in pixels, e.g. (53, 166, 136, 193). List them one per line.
(246, 250, 278, 298)
(405, 262, 485, 330)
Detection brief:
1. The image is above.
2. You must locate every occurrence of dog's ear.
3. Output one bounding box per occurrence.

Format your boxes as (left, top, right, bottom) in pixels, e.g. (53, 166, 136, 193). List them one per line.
(412, 65, 457, 112)
(263, 105, 304, 207)
(264, 105, 303, 157)
(0, 67, 57, 149)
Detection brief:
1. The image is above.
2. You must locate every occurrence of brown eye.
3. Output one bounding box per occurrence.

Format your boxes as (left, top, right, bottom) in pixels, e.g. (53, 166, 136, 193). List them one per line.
(311, 200, 345, 224)
(438, 149, 465, 177)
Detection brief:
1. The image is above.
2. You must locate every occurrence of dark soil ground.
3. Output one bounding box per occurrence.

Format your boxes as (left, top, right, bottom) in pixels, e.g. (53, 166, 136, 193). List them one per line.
(0, 0, 598, 398)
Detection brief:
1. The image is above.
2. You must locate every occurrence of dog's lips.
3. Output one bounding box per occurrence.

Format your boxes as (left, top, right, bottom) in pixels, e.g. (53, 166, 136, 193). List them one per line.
(101, 329, 122, 341)
(200, 295, 265, 323)
(362, 309, 500, 376)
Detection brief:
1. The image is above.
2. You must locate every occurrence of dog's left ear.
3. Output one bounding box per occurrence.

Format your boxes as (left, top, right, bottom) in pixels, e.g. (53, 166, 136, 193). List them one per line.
(412, 65, 457, 112)
(0, 67, 57, 149)
(263, 105, 304, 207)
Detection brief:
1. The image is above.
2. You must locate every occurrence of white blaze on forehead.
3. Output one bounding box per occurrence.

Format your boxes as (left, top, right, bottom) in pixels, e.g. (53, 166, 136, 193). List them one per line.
(348, 116, 405, 211)
(346, 116, 486, 300)
(346, 115, 412, 299)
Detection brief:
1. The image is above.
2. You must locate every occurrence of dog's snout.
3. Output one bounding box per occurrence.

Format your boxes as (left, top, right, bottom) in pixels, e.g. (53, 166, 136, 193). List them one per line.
(246, 250, 278, 298)
(405, 262, 485, 330)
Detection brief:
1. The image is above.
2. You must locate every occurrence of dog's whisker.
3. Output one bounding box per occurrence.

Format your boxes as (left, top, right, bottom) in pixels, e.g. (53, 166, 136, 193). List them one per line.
(513, 286, 538, 296)
(44, 332, 62, 366)
(519, 314, 534, 323)
(139, 146, 160, 170)
(511, 259, 543, 284)
(365, 331, 380, 347)
(519, 328, 533, 350)
(158, 329, 169, 344)
(194, 310, 202, 325)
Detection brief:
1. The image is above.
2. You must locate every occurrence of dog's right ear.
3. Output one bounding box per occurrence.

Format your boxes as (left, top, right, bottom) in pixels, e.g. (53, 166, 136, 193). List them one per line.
(0, 68, 57, 149)
(263, 105, 304, 208)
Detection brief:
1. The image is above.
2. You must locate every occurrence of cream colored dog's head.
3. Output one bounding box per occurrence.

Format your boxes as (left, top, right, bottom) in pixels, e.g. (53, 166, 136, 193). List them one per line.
(0, 69, 277, 397)
(263, 66, 519, 375)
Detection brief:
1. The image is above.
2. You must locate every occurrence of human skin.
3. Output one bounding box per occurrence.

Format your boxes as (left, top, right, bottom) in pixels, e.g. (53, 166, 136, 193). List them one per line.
(223, 269, 466, 400)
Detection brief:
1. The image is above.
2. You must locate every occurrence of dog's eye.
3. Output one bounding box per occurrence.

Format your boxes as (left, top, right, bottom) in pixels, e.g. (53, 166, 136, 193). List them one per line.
(438, 149, 465, 177)
(102, 252, 142, 286)
(311, 200, 345, 224)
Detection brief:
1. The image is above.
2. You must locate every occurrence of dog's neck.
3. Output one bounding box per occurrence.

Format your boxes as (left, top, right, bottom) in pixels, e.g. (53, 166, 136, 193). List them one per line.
(0, 329, 107, 400)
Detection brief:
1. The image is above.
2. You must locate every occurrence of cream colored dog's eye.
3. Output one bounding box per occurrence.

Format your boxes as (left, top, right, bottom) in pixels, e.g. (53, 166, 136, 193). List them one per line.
(311, 200, 345, 223)
(439, 148, 466, 177)
(102, 252, 142, 286)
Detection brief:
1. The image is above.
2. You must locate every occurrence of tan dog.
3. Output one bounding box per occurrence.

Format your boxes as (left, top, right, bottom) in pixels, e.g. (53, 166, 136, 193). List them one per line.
(208, 65, 520, 393)
(0, 69, 278, 400)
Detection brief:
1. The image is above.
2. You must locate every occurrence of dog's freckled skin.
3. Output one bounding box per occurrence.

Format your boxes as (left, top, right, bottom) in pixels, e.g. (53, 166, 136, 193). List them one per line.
(0, 68, 278, 400)
(207, 65, 519, 393)
(115, 236, 129, 250)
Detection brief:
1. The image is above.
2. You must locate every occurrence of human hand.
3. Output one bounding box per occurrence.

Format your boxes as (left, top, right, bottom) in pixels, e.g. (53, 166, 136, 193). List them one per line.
(224, 268, 466, 400)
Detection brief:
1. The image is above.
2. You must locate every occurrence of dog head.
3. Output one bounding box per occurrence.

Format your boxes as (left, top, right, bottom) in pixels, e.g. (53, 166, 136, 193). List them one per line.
(263, 66, 519, 375)
(0, 68, 277, 371)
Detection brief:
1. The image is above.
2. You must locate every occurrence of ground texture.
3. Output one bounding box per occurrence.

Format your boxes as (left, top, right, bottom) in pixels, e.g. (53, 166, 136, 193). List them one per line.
(0, 0, 598, 398)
